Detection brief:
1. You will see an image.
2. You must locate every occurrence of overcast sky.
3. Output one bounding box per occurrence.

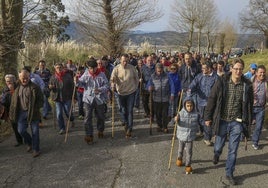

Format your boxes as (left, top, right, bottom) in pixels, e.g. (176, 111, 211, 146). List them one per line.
(135, 0, 250, 32)
(63, 0, 250, 32)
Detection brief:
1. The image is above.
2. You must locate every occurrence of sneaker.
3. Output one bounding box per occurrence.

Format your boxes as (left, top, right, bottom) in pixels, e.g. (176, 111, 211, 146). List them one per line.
(185, 166, 193, 174)
(59, 129, 65, 135)
(204, 140, 213, 146)
(71, 121, 75, 127)
(78, 115, 84, 120)
(226, 175, 237, 185)
(26, 146, 32, 153)
(252, 144, 259, 150)
(176, 157, 183, 167)
(213, 154, 219, 165)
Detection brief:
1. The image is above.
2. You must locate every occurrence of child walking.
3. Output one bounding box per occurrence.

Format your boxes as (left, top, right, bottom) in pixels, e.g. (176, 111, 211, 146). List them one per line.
(175, 96, 200, 174)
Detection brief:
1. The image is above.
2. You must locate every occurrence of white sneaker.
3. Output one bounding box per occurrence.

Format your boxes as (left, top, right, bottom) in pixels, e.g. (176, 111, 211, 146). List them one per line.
(59, 129, 65, 135)
(252, 144, 259, 150)
(204, 140, 213, 146)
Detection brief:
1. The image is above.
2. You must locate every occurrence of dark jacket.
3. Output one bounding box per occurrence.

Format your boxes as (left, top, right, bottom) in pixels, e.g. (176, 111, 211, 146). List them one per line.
(49, 72, 74, 102)
(9, 81, 44, 124)
(204, 73, 253, 136)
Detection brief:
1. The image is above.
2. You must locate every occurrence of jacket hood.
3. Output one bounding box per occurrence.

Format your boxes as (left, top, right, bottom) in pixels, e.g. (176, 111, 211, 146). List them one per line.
(182, 96, 196, 112)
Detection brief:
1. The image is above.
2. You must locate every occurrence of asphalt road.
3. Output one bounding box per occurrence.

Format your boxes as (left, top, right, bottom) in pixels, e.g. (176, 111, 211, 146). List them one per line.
(1, 106, 268, 188)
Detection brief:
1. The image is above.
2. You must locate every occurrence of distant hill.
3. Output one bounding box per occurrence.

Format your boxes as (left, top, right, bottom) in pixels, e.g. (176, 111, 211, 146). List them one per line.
(64, 21, 264, 48)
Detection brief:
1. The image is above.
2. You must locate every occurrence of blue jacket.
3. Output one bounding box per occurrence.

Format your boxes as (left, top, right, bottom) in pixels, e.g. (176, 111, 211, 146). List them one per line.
(168, 72, 181, 94)
(188, 71, 218, 106)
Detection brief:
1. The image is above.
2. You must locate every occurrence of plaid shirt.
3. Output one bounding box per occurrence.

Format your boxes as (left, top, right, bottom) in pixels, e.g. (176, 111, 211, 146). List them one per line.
(221, 79, 243, 121)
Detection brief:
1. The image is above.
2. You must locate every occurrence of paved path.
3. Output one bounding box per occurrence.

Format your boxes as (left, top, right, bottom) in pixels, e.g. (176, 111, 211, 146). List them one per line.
(1, 106, 268, 188)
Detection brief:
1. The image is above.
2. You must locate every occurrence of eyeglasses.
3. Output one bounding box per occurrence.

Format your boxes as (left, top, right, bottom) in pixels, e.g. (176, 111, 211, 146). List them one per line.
(232, 67, 243, 72)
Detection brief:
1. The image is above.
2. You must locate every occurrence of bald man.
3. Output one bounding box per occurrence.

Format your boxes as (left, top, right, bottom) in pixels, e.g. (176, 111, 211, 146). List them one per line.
(9, 68, 44, 158)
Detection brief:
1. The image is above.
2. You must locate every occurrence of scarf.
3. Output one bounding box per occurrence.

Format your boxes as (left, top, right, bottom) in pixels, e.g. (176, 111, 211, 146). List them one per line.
(55, 71, 66, 82)
(89, 68, 101, 79)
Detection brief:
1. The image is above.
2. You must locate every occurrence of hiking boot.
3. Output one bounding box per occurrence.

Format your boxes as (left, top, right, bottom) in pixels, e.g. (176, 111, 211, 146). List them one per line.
(125, 129, 132, 139)
(32, 151, 40, 158)
(84, 135, 93, 144)
(157, 126, 162, 132)
(98, 131, 104, 138)
(185, 166, 193, 174)
(213, 154, 219, 165)
(204, 140, 213, 146)
(226, 175, 237, 185)
(176, 157, 183, 167)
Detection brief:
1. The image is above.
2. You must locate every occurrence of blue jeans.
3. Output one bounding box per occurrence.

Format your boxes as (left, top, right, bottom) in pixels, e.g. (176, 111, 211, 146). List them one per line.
(114, 92, 125, 124)
(84, 100, 105, 136)
(42, 94, 52, 117)
(214, 120, 242, 177)
(251, 107, 265, 146)
(77, 92, 84, 116)
(118, 92, 135, 131)
(17, 111, 40, 152)
(55, 100, 74, 130)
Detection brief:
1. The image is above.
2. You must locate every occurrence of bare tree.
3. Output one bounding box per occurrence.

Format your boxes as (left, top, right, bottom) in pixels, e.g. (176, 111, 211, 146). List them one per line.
(71, 0, 162, 56)
(0, 0, 23, 85)
(194, 0, 218, 53)
(217, 19, 238, 54)
(171, 0, 199, 52)
(240, 0, 268, 48)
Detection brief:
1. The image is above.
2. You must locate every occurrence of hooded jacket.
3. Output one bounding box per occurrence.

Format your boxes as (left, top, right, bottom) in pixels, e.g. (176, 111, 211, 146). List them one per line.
(176, 97, 200, 141)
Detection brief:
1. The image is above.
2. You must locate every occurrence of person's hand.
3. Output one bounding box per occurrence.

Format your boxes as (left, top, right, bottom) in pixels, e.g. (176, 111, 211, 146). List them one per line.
(205, 120, 212, 126)
(49, 84, 55, 89)
(149, 86, 154, 91)
(174, 114, 179, 122)
(94, 88, 100, 94)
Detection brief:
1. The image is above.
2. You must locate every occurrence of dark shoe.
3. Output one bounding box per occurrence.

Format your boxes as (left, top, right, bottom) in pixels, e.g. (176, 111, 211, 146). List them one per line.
(125, 129, 131, 138)
(43, 116, 48, 120)
(14, 142, 23, 147)
(84, 135, 93, 144)
(157, 126, 162, 132)
(26, 146, 32, 153)
(98, 131, 104, 138)
(213, 154, 219, 165)
(163, 128, 169, 133)
(226, 175, 237, 185)
(32, 151, 40, 158)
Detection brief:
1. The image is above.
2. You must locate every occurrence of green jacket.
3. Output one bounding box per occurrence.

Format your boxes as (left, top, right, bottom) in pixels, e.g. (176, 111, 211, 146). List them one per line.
(9, 81, 44, 124)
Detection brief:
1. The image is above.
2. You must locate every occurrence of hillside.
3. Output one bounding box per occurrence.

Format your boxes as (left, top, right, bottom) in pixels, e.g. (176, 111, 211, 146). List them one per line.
(64, 22, 264, 49)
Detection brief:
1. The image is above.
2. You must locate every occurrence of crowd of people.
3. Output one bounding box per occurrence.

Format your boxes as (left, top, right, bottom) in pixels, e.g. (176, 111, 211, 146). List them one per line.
(0, 51, 267, 185)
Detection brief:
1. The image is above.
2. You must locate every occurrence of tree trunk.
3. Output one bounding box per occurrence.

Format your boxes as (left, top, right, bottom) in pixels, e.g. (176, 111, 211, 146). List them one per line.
(264, 30, 268, 49)
(206, 32, 210, 54)
(187, 21, 195, 52)
(0, 0, 23, 86)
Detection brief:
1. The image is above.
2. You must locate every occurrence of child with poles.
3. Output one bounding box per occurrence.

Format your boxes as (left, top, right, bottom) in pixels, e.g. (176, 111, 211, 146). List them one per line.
(174, 96, 200, 174)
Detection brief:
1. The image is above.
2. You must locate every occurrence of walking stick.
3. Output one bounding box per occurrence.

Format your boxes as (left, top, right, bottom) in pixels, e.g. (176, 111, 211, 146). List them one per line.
(111, 89, 115, 138)
(139, 72, 142, 115)
(64, 83, 76, 143)
(168, 90, 184, 170)
(149, 90, 153, 135)
(52, 101, 56, 129)
(245, 137, 247, 151)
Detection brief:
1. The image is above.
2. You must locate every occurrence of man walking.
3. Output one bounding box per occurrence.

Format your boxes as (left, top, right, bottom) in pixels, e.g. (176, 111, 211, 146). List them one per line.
(204, 58, 253, 185)
(251, 65, 268, 150)
(9, 69, 44, 157)
(110, 54, 139, 138)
